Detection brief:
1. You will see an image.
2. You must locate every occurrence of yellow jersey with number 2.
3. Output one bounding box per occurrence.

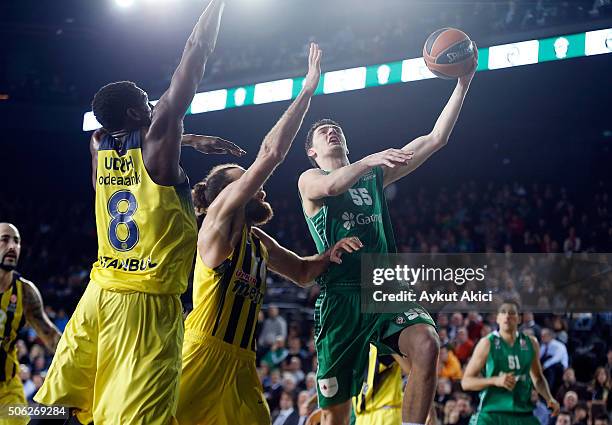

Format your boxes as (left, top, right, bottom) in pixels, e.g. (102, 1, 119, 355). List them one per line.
(90, 130, 197, 295)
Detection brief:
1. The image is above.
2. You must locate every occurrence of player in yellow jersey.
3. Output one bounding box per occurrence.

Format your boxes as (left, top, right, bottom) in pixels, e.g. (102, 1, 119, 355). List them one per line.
(176, 43, 361, 425)
(34, 1, 238, 423)
(0, 223, 61, 425)
(352, 344, 404, 425)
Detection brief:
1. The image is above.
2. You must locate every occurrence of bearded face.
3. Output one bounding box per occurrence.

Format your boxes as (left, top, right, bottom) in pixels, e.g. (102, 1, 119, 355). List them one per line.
(0, 224, 21, 272)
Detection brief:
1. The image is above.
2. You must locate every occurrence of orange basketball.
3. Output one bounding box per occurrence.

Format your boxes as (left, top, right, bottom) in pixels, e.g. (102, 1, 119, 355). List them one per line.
(423, 28, 476, 79)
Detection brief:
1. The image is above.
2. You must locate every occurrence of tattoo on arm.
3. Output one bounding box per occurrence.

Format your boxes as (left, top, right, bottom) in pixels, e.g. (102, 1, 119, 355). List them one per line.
(23, 281, 61, 353)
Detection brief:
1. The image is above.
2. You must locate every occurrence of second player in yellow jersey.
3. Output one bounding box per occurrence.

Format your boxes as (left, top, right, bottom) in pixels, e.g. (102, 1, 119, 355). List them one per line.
(0, 223, 60, 425)
(176, 43, 363, 425)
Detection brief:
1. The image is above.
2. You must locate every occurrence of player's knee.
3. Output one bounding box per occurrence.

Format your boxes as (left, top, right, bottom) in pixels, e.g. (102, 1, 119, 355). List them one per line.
(401, 325, 440, 369)
(321, 403, 350, 425)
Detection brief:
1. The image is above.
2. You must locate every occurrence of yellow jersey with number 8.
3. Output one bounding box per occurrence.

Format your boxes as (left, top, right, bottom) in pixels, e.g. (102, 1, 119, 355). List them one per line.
(90, 130, 197, 295)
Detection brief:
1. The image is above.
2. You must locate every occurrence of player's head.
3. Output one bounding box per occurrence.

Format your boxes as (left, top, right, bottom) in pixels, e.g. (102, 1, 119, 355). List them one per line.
(496, 300, 520, 333)
(305, 119, 348, 168)
(594, 414, 610, 425)
(92, 81, 152, 132)
(192, 164, 273, 226)
(0, 223, 21, 272)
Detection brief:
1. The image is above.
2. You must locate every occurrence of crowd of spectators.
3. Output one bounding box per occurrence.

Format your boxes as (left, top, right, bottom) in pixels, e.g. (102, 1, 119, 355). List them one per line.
(1, 177, 611, 422)
(5, 0, 610, 105)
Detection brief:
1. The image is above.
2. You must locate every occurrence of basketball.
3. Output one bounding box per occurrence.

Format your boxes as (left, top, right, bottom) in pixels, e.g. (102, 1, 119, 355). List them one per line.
(423, 28, 476, 79)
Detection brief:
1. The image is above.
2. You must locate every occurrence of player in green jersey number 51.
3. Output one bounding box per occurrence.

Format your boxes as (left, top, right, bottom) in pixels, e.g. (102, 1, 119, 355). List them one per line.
(462, 300, 561, 425)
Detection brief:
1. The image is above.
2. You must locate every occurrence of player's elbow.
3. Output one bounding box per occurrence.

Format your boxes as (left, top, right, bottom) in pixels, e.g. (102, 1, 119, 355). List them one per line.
(460, 377, 472, 391)
(430, 131, 449, 148)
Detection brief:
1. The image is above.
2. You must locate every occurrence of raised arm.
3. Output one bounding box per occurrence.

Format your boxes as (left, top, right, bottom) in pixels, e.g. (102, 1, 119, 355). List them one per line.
(198, 44, 321, 267)
(152, 0, 225, 125)
(22, 280, 61, 353)
(89, 129, 105, 191)
(383, 47, 478, 187)
(529, 336, 561, 416)
(461, 337, 516, 392)
(298, 147, 414, 201)
(251, 227, 362, 287)
(144, 0, 226, 184)
(214, 43, 321, 213)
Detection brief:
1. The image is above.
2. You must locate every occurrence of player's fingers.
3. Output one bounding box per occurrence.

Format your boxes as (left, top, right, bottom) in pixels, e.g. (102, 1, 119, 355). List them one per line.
(222, 141, 246, 156)
(346, 240, 361, 251)
(342, 244, 354, 253)
(383, 160, 396, 168)
(388, 153, 412, 163)
(387, 151, 413, 161)
(386, 157, 408, 166)
(352, 236, 364, 247)
(329, 253, 341, 264)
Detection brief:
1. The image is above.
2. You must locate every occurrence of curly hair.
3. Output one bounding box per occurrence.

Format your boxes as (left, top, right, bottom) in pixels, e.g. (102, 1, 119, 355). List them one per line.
(305, 118, 341, 168)
(192, 164, 244, 211)
(91, 81, 146, 132)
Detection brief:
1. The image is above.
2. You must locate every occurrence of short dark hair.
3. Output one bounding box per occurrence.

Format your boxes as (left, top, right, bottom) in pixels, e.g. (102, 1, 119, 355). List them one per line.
(498, 299, 521, 313)
(305, 118, 341, 168)
(192, 163, 243, 211)
(92, 81, 146, 132)
(595, 414, 610, 424)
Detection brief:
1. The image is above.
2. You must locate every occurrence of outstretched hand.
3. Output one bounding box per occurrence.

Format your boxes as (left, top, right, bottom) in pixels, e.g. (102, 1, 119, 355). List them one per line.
(330, 236, 363, 264)
(184, 134, 246, 157)
(303, 42, 322, 95)
(458, 41, 478, 87)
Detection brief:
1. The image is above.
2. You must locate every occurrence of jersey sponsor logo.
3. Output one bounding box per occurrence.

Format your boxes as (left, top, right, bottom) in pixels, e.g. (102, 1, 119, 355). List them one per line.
(520, 338, 529, 350)
(104, 156, 135, 173)
(98, 172, 141, 187)
(235, 269, 258, 286)
(341, 211, 383, 230)
(318, 377, 339, 398)
(342, 212, 356, 230)
(97, 255, 158, 271)
(231, 280, 264, 305)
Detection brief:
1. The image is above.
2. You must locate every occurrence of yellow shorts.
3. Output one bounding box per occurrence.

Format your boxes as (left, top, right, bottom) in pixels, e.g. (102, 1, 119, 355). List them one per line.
(34, 281, 184, 425)
(176, 331, 270, 425)
(355, 407, 401, 425)
(0, 375, 28, 425)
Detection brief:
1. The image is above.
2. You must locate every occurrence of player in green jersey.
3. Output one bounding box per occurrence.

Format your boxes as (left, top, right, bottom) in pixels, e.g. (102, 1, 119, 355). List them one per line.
(298, 55, 478, 425)
(462, 301, 560, 425)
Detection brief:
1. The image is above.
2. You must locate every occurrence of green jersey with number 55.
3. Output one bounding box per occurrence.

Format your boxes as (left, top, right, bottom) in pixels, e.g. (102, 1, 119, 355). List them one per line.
(302, 166, 396, 287)
(478, 331, 536, 414)
(91, 130, 197, 295)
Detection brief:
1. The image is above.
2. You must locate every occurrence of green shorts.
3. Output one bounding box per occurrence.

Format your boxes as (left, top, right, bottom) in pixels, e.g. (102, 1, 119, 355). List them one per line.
(470, 412, 540, 425)
(314, 286, 435, 408)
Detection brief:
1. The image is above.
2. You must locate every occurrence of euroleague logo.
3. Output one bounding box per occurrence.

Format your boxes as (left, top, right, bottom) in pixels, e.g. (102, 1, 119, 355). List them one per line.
(318, 377, 339, 398)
